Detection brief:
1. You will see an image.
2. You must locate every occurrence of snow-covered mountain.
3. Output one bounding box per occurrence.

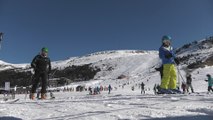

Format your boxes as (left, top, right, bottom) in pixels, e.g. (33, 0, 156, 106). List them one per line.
(176, 37, 213, 68)
(54, 50, 159, 80)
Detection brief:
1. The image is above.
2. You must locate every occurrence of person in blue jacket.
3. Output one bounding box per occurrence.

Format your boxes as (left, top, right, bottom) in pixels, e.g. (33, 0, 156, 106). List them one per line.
(158, 35, 180, 94)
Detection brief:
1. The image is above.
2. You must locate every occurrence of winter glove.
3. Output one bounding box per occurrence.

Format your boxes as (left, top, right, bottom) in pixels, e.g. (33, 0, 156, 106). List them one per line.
(165, 53, 173, 59)
(155, 65, 163, 72)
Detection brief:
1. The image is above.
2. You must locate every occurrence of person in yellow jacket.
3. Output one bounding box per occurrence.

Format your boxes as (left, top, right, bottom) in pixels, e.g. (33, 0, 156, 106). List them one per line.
(158, 35, 180, 94)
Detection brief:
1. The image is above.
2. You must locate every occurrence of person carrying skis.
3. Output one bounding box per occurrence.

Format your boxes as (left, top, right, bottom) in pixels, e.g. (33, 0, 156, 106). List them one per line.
(30, 47, 51, 100)
(205, 74, 213, 92)
(186, 74, 194, 93)
(158, 35, 180, 94)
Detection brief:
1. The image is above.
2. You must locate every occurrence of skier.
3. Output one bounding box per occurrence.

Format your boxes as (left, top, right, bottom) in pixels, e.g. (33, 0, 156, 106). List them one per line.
(141, 82, 145, 94)
(30, 47, 51, 100)
(108, 84, 112, 94)
(158, 35, 180, 94)
(131, 86, 135, 91)
(205, 74, 213, 93)
(186, 74, 194, 93)
(181, 82, 187, 94)
(88, 87, 92, 95)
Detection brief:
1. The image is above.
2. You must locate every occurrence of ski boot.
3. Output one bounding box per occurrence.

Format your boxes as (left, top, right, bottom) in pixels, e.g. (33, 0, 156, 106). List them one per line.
(157, 87, 173, 94)
(30, 93, 35, 100)
(41, 93, 46, 100)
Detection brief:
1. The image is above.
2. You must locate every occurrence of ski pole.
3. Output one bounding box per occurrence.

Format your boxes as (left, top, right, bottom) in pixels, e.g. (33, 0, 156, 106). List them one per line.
(25, 73, 34, 100)
(175, 64, 186, 83)
(49, 68, 57, 79)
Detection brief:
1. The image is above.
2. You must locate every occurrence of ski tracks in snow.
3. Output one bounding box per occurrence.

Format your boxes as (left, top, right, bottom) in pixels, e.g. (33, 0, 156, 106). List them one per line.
(1, 92, 213, 120)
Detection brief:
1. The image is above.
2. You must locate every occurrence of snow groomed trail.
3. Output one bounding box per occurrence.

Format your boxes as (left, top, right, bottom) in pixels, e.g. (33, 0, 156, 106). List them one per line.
(0, 91, 212, 120)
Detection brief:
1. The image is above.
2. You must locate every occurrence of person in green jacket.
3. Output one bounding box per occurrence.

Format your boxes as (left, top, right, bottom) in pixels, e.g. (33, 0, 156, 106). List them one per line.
(206, 74, 213, 92)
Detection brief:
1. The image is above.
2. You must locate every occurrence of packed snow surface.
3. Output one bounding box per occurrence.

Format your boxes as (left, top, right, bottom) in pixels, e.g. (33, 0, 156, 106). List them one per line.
(0, 90, 212, 120)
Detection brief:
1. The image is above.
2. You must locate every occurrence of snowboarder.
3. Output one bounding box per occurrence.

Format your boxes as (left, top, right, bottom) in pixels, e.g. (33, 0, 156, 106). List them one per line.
(158, 35, 180, 94)
(186, 74, 194, 93)
(30, 47, 51, 100)
(141, 82, 145, 94)
(205, 74, 213, 92)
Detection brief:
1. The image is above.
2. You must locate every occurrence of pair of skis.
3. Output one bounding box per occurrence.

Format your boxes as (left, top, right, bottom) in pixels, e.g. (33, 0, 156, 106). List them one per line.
(0, 98, 19, 104)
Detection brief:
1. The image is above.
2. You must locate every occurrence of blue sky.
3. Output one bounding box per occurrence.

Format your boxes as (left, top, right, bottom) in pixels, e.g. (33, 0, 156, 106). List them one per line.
(0, 0, 213, 63)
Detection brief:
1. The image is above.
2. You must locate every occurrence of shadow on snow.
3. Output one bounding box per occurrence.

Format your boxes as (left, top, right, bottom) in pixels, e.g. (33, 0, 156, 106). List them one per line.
(0, 116, 22, 120)
(143, 115, 213, 120)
